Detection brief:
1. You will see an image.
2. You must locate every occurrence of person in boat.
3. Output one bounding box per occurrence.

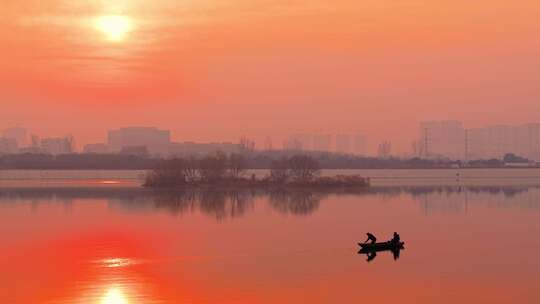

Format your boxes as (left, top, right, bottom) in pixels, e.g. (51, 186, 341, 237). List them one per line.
(391, 232, 401, 244)
(364, 232, 377, 244)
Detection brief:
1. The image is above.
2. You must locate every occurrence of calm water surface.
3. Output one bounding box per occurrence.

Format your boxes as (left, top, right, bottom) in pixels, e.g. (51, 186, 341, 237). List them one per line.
(1, 183, 539, 303)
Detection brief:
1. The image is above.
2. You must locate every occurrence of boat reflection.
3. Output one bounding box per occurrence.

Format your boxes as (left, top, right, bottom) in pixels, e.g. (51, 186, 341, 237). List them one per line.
(358, 243, 405, 263)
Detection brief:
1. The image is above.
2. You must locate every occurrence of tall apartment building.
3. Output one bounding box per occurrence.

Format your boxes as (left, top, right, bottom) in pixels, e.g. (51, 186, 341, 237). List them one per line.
(41, 136, 74, 155)
(335, 134, 352, 154)
(420, 121, 540, 161)
(288, 134, 313, 151)
(467, 124, 540, 160)
(0, 138, 18, 154)
(2, 127, 27, 147)
(313, 134, 332, 152)
(353, 134, 367, 156)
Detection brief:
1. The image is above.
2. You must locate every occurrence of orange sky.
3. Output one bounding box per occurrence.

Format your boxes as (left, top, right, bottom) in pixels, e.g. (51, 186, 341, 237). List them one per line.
(1, 0, 540, 153)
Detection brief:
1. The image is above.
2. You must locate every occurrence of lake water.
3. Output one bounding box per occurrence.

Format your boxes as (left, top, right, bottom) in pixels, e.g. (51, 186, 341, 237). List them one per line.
(1, 181, 540, 303)
(3, 168, 540, 186)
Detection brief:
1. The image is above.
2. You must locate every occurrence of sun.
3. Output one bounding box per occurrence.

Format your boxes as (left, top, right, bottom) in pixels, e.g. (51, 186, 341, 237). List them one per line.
(95, 15, 132, 42)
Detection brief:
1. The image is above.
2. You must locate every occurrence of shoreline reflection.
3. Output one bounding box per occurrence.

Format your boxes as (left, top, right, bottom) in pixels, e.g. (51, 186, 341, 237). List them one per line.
(1, 185, 539, 219)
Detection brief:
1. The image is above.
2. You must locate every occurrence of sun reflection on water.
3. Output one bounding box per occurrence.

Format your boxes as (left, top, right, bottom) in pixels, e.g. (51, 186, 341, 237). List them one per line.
(100, 287, 129, 304)
(99, 257, 139, 268)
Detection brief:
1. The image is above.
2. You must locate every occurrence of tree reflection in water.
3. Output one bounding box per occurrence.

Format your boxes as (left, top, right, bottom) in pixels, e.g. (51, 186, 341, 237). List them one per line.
(149, 189, 322, 219)
(268, 190, 322, 216)
(2, 185, 540, 220)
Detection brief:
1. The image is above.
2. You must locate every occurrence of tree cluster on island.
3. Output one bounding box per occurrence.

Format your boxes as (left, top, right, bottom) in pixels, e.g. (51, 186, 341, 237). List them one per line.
(144, 152, 369, 188)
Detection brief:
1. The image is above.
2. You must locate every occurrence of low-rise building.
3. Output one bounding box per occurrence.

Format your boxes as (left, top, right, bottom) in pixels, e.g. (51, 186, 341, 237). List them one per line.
(2, 127, 27, 147)
(108, 127, 170, 155)
(83, 143, 110, 154)
(168, 142, 241, 157)
(0, 137, 18, 154)
(313, 134, 332, 152)
(120, 146, 149, 157)
(41, 137, 74, 155)
(335, 134, 352, 154)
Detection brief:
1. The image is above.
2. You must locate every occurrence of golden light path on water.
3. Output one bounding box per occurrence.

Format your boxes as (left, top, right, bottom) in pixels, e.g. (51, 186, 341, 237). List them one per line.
(60, 256, 160, 304)
(100, 287, 129, 304)
(96, 257, 141, 304)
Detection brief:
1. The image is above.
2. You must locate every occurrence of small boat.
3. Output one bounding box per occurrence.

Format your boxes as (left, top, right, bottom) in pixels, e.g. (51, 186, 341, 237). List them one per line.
(358, 241, 404, 253)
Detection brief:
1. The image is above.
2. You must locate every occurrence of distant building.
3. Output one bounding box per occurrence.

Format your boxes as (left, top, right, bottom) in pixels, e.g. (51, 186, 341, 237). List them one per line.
(419, 121, 540, 161)
(120, 145, 149, 157)
(313, 134, 332, 152)
(0, 137, 18, 154)
(484, 125, 515, 159)
(465, 128, 488, 160)
(19, 147, 44, 154)
(168, 142, 241, 156)
(283, 138, 303, 151)
(466, 123, 540, 161)
(353, 134, 367, 156)
(29, 134, 40, 148)
(2, 127, 27, 147)
(264, 136, 273, 151)
(420, 121, 465, 160)
(108, 127, 171, 155)
(41, 137, 74, 155)
(83, 143, 109, 154)
(288, 134, 313, 151)
(335, 134, 352, 154)
(377, 141, 392, 158)
(517, 124, 540, 160)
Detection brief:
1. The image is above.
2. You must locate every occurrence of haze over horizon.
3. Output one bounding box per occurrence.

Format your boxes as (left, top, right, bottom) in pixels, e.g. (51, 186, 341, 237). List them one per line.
(2, 0, 540, 153)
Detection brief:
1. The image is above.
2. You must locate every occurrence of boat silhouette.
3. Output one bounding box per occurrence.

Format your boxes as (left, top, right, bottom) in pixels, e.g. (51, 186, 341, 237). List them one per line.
(358, 240, 405, 253)
(358, 240, 405, 262)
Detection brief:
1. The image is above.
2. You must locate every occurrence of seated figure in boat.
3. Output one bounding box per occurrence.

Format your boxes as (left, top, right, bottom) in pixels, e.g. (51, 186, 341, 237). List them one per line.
(391, 232, 401, 244)
(364, 232, 377, 244)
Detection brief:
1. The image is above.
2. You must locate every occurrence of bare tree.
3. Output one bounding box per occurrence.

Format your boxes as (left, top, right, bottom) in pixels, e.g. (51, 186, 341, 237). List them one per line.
(198, 151, 227, 182)
(288, 154, 320, 182)
(145, 158, 187, 187)
(183, 156, 200, 183)
(264, 136, 273, 151)
(228, 153, 247, 178)
(239, 136, 256, 152)
(269, 157, 291, 183)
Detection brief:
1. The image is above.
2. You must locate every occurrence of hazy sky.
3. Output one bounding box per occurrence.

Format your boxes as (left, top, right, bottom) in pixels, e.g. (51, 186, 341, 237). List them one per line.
(1, 0, 539, 153)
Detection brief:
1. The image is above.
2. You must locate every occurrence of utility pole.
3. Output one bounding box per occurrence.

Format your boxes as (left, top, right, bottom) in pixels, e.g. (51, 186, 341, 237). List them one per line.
(464, 129, 469, 162)
(424, 127, 429, 158)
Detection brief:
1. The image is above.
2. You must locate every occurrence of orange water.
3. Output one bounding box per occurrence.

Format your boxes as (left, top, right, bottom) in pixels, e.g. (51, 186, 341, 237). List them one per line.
(1, 186, 539, 303)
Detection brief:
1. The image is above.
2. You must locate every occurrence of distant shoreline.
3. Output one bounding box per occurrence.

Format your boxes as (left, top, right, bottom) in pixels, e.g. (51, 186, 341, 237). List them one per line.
(3, 168, 540, 188)
(3, 167, 540, 171)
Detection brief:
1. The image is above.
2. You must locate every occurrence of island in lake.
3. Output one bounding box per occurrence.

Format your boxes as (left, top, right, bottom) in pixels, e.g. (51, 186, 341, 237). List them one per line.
(144, 153, 370, 189)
